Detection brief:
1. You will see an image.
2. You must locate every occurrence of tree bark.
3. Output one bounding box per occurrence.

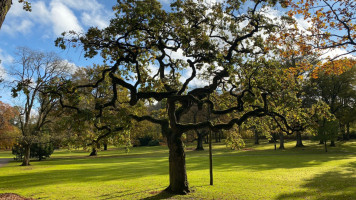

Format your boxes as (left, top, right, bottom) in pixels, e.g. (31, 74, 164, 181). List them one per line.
(346, 122, 350, 140)
(0, 0, 12, 29)
(319, 140, 324, 145)
(89, 147, 97, 156)
(165, 134, 190, 194)
(103, 143, 108, 151)
(21, 144, 30, 166)
(295, 132, 304, 147)
(195, 132, 204, 151)
(279, 132, 285, 150)
(254, 131, 259, 145)
(330, 140, 335, 147)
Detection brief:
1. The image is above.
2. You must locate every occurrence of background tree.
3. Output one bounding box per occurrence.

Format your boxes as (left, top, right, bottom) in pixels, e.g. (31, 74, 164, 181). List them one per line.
(8, 47, 72, 166)
(304, 61, 356, 145)
(0, 101, 20, 149)
(289, 0, 356, 59)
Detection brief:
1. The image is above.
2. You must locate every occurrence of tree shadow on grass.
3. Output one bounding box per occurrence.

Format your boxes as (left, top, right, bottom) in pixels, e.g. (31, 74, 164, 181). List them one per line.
(0, 156, 168, 190)
(276, 162, 356, 200)
(140, 190, 176, 200)
(185, 142, 356, 172)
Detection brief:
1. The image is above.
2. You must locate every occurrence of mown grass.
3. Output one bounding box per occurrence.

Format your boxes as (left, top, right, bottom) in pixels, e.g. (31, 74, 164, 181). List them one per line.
(0, 139, 355, 200)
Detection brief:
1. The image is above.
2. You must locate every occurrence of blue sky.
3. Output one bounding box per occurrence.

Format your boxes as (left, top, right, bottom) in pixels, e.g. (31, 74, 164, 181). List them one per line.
(0, 0, 169, 105)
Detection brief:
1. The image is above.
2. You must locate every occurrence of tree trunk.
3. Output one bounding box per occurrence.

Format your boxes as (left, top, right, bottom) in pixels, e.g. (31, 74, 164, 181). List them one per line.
(0, 0, 12, 29)
(346, 122, 350, 140)
(319, 140, 324, 145)
(195, 132, 204, 151)
(279, 133, 285, 150)
(103, 143, 108, 151)
(330, 140, 335, 147)
(21, 144, 31, 166)
(295, 132, 304, 147)
(165, 134, 190, 194)
(89, 147, 97, 156)
(341, 123, 347, 140)
(324, 140, 328, 152)
(254, 131, 259, 145)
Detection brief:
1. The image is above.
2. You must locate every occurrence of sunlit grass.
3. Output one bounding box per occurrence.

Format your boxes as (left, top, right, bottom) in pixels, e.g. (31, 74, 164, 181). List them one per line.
(0, 140, 355, 199)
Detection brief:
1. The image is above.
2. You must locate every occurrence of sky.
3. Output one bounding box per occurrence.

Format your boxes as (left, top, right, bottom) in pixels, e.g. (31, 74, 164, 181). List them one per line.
(0, 0, 121, 105)
(0, 0, 354, 106)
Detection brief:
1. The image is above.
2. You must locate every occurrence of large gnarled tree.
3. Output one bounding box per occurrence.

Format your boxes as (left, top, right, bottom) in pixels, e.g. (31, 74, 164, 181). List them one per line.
(56, 0, 307, 194)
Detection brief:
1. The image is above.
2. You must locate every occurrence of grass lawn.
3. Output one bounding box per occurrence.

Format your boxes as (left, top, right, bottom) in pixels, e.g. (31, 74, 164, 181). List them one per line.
(0, 140, 355, 199)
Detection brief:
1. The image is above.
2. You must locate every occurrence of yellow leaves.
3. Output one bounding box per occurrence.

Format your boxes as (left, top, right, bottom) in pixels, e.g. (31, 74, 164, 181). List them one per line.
(311, 58, 356, 79)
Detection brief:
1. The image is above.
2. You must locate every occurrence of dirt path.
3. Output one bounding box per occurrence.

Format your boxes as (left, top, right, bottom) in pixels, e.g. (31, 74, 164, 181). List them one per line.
(0, 158, 11, 168)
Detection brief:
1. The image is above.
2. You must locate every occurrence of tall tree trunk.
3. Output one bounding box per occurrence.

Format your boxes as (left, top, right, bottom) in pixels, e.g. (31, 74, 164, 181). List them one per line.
(341, 123, 347, 140)
(295, 132, 304, 147)
(89, 147, 97, 156)
(21, 144, 30, 166)
(254, 131, 259, 145)
(330, 140, 335, 147)
(324, 139, 328, 152)
(165, 134, 190, 194)
(346, 122, 350, 140)
(195, 132, 204, 151)
(0, 0, 12, 29)
(103, 143, 108, 151)
(279, 132, 285, 149)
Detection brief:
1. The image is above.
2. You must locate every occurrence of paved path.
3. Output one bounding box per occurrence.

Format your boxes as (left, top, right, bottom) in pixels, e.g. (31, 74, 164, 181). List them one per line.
(0, 158, 11, 168)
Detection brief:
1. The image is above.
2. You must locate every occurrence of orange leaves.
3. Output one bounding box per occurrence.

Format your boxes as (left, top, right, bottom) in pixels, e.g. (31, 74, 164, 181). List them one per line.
(311, 58, 356, 79)
(291, 0, 355, 59)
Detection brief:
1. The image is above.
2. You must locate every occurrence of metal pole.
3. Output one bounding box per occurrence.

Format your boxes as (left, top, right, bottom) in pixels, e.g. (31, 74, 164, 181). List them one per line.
(208, 94, 213, 185)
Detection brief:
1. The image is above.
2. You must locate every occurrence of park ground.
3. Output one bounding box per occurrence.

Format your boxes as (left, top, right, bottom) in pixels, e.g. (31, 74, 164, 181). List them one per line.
(0, 140, 355, 200)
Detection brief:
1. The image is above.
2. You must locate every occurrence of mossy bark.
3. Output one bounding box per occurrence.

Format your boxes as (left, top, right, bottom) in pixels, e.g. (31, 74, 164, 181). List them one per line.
(165, 134, 190, 194)
(0, 0, 12, 29)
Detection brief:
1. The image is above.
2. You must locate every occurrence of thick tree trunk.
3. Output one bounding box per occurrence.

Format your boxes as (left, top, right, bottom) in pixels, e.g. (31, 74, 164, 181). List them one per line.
(89, 147, 97, 156)
(195, 133, 204, 151)
(295, 132, 304, 147)
(103, 143, 108, 151)
(21, 144, 30, 166)
(279, 133, 285, 150)
(165, 134, 190, 194)
(254, 131, 259, 145)
(0, 0, 12, 29)
(330, 140, 335, 147)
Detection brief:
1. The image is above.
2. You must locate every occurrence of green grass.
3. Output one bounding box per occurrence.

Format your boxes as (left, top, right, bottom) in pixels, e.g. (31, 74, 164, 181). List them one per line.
(0, 140, 356, 199)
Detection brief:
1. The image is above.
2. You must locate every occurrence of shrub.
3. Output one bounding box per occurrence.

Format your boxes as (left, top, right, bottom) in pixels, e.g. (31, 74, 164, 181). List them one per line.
(148, 139, 160, 146)
(12, 143, 54, 161)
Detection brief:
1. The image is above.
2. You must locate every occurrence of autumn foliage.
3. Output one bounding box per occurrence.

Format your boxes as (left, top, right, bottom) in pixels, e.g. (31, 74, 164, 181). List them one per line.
(0, 101, 19, 149)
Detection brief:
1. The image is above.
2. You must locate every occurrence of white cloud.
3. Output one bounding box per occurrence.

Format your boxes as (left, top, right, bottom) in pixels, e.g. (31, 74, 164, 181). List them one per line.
(0, 49, 14, 82)
(320, 48, 355, 60)
(49, 1, 83, 35)
(60, 60, 79, 74)
(2, 0, 112, 36)
(81, 12, 109, 29)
